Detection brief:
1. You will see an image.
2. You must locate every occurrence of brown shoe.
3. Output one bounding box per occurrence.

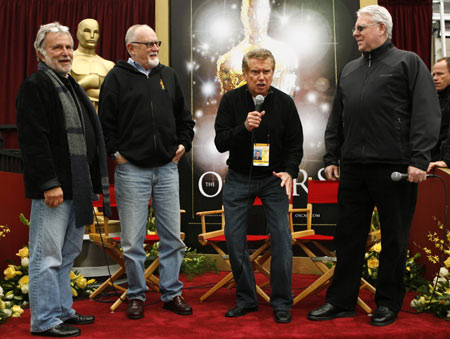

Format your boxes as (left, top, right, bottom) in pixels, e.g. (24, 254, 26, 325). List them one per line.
(126, 299, 144, 319)
(163, 295, 193, 315)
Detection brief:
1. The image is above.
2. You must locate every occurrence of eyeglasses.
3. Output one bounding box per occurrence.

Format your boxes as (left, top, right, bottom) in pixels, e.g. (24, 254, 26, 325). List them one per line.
(49, 25, 69, 33)
(131, 40, 162, 48)
(352, 23, 379, 33)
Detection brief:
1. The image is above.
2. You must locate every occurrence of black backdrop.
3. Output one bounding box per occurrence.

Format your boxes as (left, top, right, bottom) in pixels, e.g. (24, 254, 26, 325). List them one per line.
(171, 0, 360, 252)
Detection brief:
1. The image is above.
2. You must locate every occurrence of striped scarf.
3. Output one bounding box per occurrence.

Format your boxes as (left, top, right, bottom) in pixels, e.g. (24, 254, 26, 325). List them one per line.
(40, 63, 111, 227)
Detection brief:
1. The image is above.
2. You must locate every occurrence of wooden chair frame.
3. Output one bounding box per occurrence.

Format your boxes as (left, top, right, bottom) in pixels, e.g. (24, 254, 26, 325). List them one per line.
(289, 179, 379, 314)
(197, 206, 272, 303)
(89, 187, 185, 312)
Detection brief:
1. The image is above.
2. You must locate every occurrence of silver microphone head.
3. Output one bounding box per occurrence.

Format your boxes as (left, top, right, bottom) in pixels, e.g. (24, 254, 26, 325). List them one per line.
(255, 95, 264, 106)
(391, 172, 403, 182)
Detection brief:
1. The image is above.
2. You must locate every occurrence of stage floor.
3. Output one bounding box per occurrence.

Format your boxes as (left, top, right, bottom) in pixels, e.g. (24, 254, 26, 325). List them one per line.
(2, 272, 449, 338)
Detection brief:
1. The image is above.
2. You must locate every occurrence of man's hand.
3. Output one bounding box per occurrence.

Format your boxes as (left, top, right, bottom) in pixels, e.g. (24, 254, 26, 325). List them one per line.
(407, 165, 427, 183)
(114, 152, 128, 165)
(427, 161, 447, 173)
(273, 171, 292, 197)
(324, 165, 339, 181)
(244, 111, 266, 131)
(44, 187, 64, 208)
(172, 144, 185, 163)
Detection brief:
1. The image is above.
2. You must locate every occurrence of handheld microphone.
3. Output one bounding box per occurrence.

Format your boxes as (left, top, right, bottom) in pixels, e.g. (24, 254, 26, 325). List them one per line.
(391, 171, 437, 182)
(255, 95, 264, 112)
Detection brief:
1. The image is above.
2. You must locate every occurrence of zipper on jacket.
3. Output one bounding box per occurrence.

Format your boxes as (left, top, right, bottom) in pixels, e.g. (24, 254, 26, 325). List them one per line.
(150, 100, 157, 153)
(359, 56, 373, 161)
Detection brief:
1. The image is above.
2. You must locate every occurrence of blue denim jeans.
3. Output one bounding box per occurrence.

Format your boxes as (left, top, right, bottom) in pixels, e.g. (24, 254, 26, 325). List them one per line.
(28, 199, 84, 333)
(115, 161, 185, 302)
(223, 170, 293, 311)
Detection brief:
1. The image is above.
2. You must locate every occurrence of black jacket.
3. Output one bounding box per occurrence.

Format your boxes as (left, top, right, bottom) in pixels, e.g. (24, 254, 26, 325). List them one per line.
(16, 70, 103, 199)
(324, 41, 440, 171)
(99, 61, 194, 168)
(214, 85, 303, 179)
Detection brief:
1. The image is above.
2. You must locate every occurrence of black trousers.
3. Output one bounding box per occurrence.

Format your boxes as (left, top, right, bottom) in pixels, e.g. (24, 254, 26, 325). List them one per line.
(325, 163, 418, 313)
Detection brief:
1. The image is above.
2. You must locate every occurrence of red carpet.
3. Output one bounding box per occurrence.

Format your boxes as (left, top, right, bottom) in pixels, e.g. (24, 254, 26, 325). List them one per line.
(2, 272, 449, 338)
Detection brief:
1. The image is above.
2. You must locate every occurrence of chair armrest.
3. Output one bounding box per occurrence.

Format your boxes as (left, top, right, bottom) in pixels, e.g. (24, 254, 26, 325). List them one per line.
(196, 207, 225, 234)
(291, 229, 315, 239)
(289, 207, 310, 213)
(196, 209, 224, 216)
(88, 233, 117, 249)
(198, 229, 225, 245)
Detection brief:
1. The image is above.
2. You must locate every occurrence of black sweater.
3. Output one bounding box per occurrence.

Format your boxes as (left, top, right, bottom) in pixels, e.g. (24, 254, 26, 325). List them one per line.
(324, 41, 440, 171)
(99, 61, 195, 168)
(214, 85, 303, 179)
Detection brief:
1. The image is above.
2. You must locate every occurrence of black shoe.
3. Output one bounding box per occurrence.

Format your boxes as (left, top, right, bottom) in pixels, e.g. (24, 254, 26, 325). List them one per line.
(32, 323, 81, 337)
(274, 310, 291, 323)
(64, 312, 95, 325)
(163, 295, 193, 315)
(225, 305, 258, 317)
(370, 306, 397, 327)
(126, 299, 144, 319)
(307, 303, 355, 321)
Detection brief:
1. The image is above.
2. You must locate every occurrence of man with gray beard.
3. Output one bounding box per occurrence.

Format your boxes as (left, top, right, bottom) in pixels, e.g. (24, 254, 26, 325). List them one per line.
(99, 24, 195, 320)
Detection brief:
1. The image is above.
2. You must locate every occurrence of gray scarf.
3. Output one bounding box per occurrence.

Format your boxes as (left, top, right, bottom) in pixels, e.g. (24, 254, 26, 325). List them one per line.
(39, 62, 111, 227)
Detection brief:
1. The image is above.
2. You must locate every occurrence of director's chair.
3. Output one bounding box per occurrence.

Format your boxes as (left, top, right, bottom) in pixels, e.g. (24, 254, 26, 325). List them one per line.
(289, 179, 378, 314)
(196, 197, 272, 303)
(89, 186, 184, 312)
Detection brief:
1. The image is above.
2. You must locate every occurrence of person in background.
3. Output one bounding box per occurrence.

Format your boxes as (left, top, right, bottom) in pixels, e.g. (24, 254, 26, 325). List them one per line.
(308, 5, 440, 327)
(16, 22, 111, 337)
(99, 24, 195, 320)
(430, 57, 450, 161)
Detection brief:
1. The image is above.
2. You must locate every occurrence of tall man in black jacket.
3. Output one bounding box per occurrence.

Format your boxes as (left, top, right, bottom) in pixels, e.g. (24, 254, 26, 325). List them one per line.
(308, 5, 440, 326)
(99, 24, 195, 319)
(215, 49, 303, 323)
(17, 22, 111, 337)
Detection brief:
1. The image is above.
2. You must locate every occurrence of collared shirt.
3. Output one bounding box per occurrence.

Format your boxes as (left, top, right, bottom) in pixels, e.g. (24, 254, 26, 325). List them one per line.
(127, 57, 152, 76)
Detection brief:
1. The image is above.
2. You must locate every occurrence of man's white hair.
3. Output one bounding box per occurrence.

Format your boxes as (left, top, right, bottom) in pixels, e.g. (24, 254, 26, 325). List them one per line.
(125, 24, 153, 46)
(33, 22, 73, 60)
(357, 5, 393, 40)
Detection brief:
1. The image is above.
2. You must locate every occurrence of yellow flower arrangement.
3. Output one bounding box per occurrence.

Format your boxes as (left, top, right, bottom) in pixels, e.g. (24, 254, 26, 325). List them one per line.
(367, 257, 379, 269)
(76, 277, 87, 289)
(11, 304, 24, 317)
(445, 257, 450, 269)
(0, 224, 10, 238)
(0, 214, 97, 324)
(411, 216, 450, 320)
(16, 247, 29, 258)
(69, 271, 97, 298)
(370, 242, 381, 253)
(4, 265, 23, 280)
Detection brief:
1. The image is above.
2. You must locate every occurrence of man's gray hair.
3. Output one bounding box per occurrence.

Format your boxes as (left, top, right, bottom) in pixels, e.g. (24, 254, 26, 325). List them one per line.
(242, 48, 276, 73)
(33, 22, 73, 60)
(125, 24, 152, 46)
(357, 5, 393, 40)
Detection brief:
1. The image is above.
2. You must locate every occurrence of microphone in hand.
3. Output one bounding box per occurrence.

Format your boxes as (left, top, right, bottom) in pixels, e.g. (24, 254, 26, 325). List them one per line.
(255, 95, 264, 112)
(246, 95, 265, 132)
(391, 171, 437, 182)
